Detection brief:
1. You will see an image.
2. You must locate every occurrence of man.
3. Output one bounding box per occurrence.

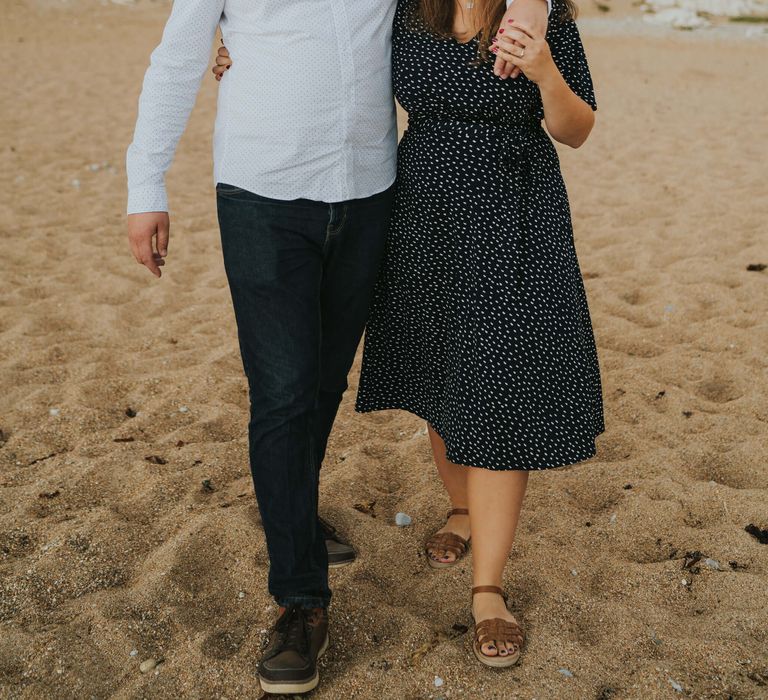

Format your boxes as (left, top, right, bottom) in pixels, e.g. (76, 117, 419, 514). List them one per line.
(126, 0, 549, 693)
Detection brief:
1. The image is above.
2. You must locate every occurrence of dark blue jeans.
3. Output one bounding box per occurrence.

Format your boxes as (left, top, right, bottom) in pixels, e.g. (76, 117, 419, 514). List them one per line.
(216, 182, 394, 609)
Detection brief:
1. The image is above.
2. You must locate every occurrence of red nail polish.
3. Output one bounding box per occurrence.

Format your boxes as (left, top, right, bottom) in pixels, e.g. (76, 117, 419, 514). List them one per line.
(499, 28, 505, 33)
(492, 37, 498, 42)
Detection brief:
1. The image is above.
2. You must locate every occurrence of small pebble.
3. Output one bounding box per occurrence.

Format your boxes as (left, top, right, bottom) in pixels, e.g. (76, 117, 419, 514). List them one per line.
(49, 408, 61, 416)
(179, 406, 189, 413)
(395, 512, 412, 527)
(681, 578, 689, 586)
(669, 678, 683, 693)
(434, 676, 444, 688)
(609, 513, 617, 524)
(703, 558, 721, 571)
(139, 659, 156, 673)
(71, 179, 81, 188)
(238, 591, 245, 599)
(129, 649, 138, 657)
(558, 668, 574, 678)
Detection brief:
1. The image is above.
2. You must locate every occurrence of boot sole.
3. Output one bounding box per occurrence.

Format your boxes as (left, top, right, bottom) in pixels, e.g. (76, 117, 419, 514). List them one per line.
(328, 556, 356, 569)
(258, 633, 329, 695)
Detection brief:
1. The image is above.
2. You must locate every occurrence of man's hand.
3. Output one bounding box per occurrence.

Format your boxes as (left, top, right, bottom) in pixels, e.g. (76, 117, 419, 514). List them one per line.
(128, 212, 170, 278)
(494, 0, 549, 80)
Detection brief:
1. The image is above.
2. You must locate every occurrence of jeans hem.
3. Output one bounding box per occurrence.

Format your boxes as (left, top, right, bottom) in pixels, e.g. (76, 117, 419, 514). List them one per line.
(276, 594, 330, 609)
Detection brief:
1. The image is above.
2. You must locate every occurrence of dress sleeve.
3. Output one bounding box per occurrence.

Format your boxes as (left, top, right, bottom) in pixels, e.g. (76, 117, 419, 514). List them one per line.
(545, 6, 597, 111)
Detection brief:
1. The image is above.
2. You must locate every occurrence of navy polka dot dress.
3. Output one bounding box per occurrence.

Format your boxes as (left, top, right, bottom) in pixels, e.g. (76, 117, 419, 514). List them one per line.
(355, 0, 605, 471)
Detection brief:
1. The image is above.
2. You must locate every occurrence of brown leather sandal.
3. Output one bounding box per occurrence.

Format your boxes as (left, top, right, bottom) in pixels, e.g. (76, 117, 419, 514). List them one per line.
(471, 585, 524, 668)
(424, 508, 470, 569)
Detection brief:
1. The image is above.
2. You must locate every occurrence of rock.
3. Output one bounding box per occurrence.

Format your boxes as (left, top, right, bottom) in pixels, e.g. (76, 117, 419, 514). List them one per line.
(201, 479, 215, 493)
(71, 179, 81, 188)
(703, 558, 722, 570)
(745, 523, 768, 544)
(179, 406, 189, 413)
(669, 678, 683, 693)
(139, 659, 157, 673)
(644, 7, 710, 29)
(395, 512, 412, 527)
(434, 676, 444, 688)
(353, 500, 376, 517)
(49, 408, 61, 416)
(558, 668, 574, 678)
(682, 550, 704, 571)
(129, 649, 138, 657)
(609, 513, 617, 524)
(238, 591, 245, 599)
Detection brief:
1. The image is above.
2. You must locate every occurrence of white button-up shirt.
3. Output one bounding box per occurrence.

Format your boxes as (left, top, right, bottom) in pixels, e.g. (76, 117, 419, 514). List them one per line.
(126, 0, 548, 214)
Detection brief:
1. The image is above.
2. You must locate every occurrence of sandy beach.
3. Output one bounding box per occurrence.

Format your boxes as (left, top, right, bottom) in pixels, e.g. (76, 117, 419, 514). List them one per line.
(1, 1, 767, 698)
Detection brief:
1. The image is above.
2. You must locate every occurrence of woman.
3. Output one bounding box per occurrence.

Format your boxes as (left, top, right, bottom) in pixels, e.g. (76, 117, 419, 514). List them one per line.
(215, 0, 604, 669)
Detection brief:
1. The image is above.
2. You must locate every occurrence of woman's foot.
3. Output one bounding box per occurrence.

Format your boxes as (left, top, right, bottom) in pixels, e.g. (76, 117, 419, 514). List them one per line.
(425, 508, 471, 566)
(471, 586, 524, 664)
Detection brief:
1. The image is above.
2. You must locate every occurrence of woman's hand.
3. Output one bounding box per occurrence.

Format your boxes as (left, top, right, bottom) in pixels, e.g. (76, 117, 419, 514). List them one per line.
(494, 0, 549, 79)
(212, 44, 232, 81)
(491, 21, 557, 85)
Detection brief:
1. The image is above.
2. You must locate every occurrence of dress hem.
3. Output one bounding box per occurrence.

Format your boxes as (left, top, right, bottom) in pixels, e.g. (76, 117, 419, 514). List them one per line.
(355, 400, 604, 472)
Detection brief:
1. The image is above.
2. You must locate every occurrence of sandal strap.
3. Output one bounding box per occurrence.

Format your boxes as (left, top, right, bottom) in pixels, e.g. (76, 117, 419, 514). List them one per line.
(425, 531, 469, 556)
(471, 585, 508, 601)
(475, 617, 525, 647)
(447, 508, 469, 517)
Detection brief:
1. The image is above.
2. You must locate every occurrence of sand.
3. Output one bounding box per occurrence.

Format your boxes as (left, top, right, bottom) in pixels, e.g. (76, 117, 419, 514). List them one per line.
(1, 1, 767, 698)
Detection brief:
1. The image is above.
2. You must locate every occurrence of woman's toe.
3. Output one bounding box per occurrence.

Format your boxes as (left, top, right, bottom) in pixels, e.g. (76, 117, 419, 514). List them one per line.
(498, 643, 508, 656)
(481, 642, 498, 657)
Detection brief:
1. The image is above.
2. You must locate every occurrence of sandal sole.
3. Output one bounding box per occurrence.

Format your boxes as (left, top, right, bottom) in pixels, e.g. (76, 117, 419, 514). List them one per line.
(472, 642, 521, 668)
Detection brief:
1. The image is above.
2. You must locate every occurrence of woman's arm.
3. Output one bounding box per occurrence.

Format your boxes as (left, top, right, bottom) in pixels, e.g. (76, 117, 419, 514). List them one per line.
(536, 69, 594, 148)
(493, 20, 594, 148)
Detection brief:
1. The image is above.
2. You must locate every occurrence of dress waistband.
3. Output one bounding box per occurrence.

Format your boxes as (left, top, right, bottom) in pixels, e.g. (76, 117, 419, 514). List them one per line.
(406, 114, 542, 135)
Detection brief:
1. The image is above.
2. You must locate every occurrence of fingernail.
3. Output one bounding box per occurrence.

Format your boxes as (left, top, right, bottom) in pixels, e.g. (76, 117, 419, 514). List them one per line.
(491, 37, 498, 42)
(508, 18, 514, 22)
(499, 28, 505, 33)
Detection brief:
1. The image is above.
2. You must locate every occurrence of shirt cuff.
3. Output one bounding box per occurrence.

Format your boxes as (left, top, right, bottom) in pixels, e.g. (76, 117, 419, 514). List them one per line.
(127, 184, 169, 215)
(506, 0, 552, 15)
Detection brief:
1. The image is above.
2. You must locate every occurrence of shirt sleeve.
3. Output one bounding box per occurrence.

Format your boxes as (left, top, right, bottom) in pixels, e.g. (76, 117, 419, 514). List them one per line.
(545, 5, 597, 111)
(126, 0, 225, 214)
(506, 0, 553, 16)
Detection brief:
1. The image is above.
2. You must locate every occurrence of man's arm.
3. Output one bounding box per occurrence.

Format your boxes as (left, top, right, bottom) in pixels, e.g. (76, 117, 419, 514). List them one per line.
(126, 0, 224, 215)
(496, 0, 550, 79)
(126, 0, 224, 277)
